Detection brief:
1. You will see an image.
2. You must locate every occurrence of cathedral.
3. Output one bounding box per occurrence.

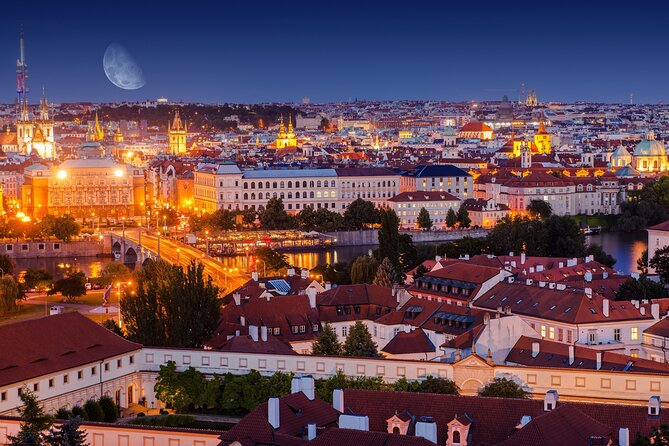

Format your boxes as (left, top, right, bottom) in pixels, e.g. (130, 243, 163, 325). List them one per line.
(275, 115, 297, 149)
(610, 131, 668, 174)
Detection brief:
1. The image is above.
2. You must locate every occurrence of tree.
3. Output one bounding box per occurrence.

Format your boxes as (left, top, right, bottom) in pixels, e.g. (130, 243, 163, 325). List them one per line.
(98, 396, 119, 422)
(0, 276, 21, 314)
(526, 199, 553, 219)
(650, 246, 669, 283)
(343, 199, 379, 229)
(254, 247, 290, 275)
(99, 262, 132, 286)
(373, 257, 397, 287)
(446, 208, 458, 228)
(616, 277, 668, 301)
(296, 206, 318, 231)
(23, 269, 53, 291)
(121, 260, 221, 348)
(0, 254, 15, 276)
(637, 249, 649, 275)
(416, 207, 432, 230)
(44, 415, 87, 446)
(416, 376, 459, 395)
(50, 272, 87, 303)
(632, 424, 669, 446)
(412, 264, 429, 280)
(259, 198, 293, 230)
(343, 321, 380, 358)
(311, 324, 343, 356)
(456, 205, 471, 228)
(349, 256, 379, 284)
(377, 208, 402, 279)
(51, 215, 80, 242)
(154, 361, 185, 411)
(544, 216, 585, 257)
(70, 407, 87, 421)
(8, 388, 53, 446)
(310, 262, 351, 285)
(209, 209, 235, 231)
(585, 243, 616, 268)
(82, 400, 104, 422)
(477, 377, 528, 398)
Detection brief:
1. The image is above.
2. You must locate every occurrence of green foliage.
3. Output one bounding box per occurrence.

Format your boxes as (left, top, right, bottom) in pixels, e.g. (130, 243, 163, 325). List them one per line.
(99, 262, 132, 286)
(526, 199, 553, 219)
(377, 208, 403, 280)
(312, 324, 343, 356)
(373, 257, 397, 287)
(417, 207, 432, 229)
(8, 388, 53, 446)
(445, 208, 458, 228)
(259, 198, 294, 230)
(44, 416, 88, 446)
(456, 205, 471, 228)
(544, 215, 585, 257)
(0, 254, 15, 276)
(315, 371, 384, 402)
(412, 264, 429, 280)
(54, 409, 72, 421)
(40, 215, 81, 242)
(82, 400, 104, 422)
(23, 269, 53, 291)
(0, 276, 21, 314)
(617, 176, 669, 231)
(616, 277, 669, 301)
(310, 262, 351, 285)
(102, 319, 125, 337)
(254, 247, 290, 275)
(121, 260, 221, 348)
(349, 256, 379, 284)
(70, 406, 87, 421)
(650, 246, 669, 283)
(343, 321, 381, 358)
(219, 370, 293, 415)
(50, 272, 87, 302)
(477, 377, 529, 399)
(585, 243, 617, 267)
(638, 249, 649, 275)
(128, 415, 196, 427)
(154, 361, 186, 411)
(297, 207, 344, 232)
(343, 199, 379, 229)
(98, 396, 119, 422)
(632, 424, 669, 446)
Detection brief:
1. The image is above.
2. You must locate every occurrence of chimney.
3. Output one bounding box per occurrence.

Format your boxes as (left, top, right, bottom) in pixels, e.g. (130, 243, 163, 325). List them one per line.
(509, 251, 514, 257)
(558, 262, 564, 269)
(288, 268, 295, 277)
(568, 345, 575, 365)
(641, 307, 646, 316)
(649, 396, 661, 416)
(415, 420, 438, 444)
(529, 267, 535, 273)
(338, 414, 369, 431)
(652, 303, 660, 320)
(631, 300, 639, 309)
(544, 390, 558, 411)
(526, 279, 533, 286)
(325, 281, 332, 291)
(307, 423, 317, 441)
(520, 252, 526, 265)
(291, 376, 301, 394)
(520, 415, 532, 427)
(333, 389, 344, 412)
(603, 299, 609, 318)
(532, 341, 540, 357)
(261, 326, 268, 342)
(549, 282, 556, 289)
(556, 284, 566, 290)
(536, 264, 544, 272)
(307, 288, 317, 309)
(301, 269, 309, 279)
(585, 254, 594, 263)
(596, 351, 602, 370)
(233, 292, 241, 305)
(603, 271, 608, 279)
(507, 276, 515, 284)
(249, 325, 259, 342)
(585, 287, 593, 298)
(240, 316, 246, 326)
(567, 258, 577, 267)
(584, 271, 592, 283)
(619, 428, 630, 446)
(300, 376, 315, 400)
(435, 255, 442, 262)
(511, 261, 517, 268)
(539, 281, 546, 288)
(252, 271, 259, 281)
(631, 272, 640, 280)
(268, 397, 280, 429)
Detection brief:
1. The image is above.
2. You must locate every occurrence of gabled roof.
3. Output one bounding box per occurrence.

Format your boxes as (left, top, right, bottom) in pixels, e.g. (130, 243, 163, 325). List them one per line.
(0, 312, 141, 388)
(381, 329, 435, 355)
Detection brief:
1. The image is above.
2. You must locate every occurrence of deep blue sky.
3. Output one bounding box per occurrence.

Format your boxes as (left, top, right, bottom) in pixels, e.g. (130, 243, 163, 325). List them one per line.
(0, 1, 666, 104)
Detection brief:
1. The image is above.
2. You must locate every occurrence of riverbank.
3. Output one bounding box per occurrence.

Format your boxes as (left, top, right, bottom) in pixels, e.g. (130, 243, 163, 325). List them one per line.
(323, 228, 489, 246)
(0, 239, 104, 259)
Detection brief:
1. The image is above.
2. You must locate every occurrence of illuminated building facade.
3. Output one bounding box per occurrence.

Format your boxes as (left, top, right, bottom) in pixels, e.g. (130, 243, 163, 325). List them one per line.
(21, 158, 145, 220)
(168, 110, 187, 154)
(275, 115, 297, 149)
(632, 132, 668, 173)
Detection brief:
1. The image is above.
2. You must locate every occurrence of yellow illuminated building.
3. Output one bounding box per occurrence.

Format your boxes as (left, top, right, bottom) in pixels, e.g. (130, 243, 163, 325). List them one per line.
(275, 115, 297, 149)
(533, 115, 551, 154)
(168, 110, 188, 155)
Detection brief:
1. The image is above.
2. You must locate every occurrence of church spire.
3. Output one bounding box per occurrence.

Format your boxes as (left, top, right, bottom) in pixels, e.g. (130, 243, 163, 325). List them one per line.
(288, 114, 294, 133)
(94, 112, 104, 141)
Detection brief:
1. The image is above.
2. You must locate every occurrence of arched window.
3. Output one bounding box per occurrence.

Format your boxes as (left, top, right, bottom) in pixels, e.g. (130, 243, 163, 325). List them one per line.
(243, 183, 248, 189)
(453, 430, 461, 444)
(392, 427, 400, 435)
(643, 160, 648, 169)
(251, 193, 256, 200)
(310, 191, 315, 198)
(280, 192, 285, 199)
(266, 182, 270, 189)
(273, 182, 278, 189)
(288, 192, 292, 199)
(273, 192, 278, 198)
(310, 181, 315, 187)
(303, 181, 307, 188)
(258, 182, 263, 189)
(243, 193, 248, 200)
(317, 181, 322, 187)
(288, 181, 293, 188)
(251, 182, 256, 189)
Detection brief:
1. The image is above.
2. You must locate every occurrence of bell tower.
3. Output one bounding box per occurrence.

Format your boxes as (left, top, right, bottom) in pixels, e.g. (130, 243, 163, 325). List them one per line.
(168, 109, 187, 154)
(534, 114, 551, 154)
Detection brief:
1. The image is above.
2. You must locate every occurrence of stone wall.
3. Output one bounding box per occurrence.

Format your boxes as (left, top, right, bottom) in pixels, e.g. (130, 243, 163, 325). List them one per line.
(0, 239, 104, 259)
(323, 229, 489, 247)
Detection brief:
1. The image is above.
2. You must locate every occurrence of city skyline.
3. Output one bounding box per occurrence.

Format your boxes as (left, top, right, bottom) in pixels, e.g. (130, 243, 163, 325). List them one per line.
(1, 0, 667, 104)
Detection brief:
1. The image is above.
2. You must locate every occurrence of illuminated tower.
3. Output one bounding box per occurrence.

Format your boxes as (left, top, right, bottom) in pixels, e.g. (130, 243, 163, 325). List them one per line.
(520, 140, 532, 169)
(16, 31, 34, 154)
(31, 90, 56, 158)
(168, 109, 187, 154)
(534, 114, 551, 154)
(86, 112, 105, 142)
(275, 114, 297, 149)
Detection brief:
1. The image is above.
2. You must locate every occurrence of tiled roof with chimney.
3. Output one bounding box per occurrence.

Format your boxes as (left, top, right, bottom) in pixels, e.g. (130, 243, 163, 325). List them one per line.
(506, 336, 669, 374)
(0, 312, 141, 388)
(317, 284, 398, 322)
(309, 429, 436, 446)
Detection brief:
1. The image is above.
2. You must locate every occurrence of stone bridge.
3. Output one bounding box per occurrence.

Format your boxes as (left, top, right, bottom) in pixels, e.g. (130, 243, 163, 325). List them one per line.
(103, 232, 158, 267)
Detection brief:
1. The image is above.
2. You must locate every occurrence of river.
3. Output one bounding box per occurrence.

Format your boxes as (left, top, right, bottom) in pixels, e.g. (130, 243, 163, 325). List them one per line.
(11, 231, 649, 279)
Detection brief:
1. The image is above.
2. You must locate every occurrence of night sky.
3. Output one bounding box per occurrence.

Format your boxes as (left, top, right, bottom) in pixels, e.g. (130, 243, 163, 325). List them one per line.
(0, 0, 666, 104)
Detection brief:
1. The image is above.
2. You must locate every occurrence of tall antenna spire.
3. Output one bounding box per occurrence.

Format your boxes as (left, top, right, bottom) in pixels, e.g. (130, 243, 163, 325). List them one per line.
(16, 29, 29, 122)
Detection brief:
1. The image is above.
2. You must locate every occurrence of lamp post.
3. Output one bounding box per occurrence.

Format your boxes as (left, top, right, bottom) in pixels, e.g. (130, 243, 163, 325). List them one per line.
(205, 230, 209, 256)
(176, 248, 180, 265)
(121, 217, 126, 264)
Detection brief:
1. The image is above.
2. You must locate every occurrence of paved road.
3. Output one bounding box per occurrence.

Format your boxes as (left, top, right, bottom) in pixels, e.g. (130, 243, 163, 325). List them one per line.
(113, 230, 248, 293)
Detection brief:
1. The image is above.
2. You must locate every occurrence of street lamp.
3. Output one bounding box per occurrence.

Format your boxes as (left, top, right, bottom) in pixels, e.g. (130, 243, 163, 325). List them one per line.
(205, 230, 210, 256)
(176, 248, 180, 265)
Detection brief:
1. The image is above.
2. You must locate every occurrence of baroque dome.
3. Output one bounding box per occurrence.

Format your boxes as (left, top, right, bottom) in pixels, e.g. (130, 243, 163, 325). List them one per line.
(634, 132, 665, 157)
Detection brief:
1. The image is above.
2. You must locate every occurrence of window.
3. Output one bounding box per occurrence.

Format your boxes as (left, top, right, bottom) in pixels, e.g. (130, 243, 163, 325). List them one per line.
(548, 327, 555, 340)
(588, 331, 597, 344)
(342, 326, 348, 337)
(540, 325, 546, 338)
(63, 375, 69, 384)
(299, 325, 306, 333)
(614, 329, 621, 342)
(558, 328, 563, 342)
(48, 378, 54, 388)
(631, 327, 639, 341)
(33, 383, 39, 392)
(91, 367, 96, 376)
(1, 392, 5, 401)
(567, 331, 572, 343)
(292, 325, 299, 334)
(117, 359, 122, 368)
(129, 356, 134, 365)
(104, 363, 110, 371)
(273, 327, 280, 335)
(77, 371, 83, 380)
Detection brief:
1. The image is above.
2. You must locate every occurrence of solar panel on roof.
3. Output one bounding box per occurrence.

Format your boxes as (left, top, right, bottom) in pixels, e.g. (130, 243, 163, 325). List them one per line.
(268, 279, 291, 294)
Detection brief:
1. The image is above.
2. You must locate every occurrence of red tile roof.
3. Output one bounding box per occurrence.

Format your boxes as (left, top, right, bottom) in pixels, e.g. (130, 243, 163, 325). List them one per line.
(388, 191, 460, 203)
(317, 285, 398, 322)
(381, 329, 435, 355)
(0, 312, 141, 388)
(648, 220, 669, 232)
(310, 429, 436, 446)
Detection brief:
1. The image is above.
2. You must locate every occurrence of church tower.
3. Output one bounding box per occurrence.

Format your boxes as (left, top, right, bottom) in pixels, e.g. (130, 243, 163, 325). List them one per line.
(168, 110, 187, 155)
(521, 140, 532, 169)
(534, 114, 551, 154)
(86, 112, 105, 142)
(31, 91, 56, 158)
(275, 114, 297, 149)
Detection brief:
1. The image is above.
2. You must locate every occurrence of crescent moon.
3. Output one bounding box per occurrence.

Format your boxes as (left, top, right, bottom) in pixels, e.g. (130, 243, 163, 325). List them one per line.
(103, 43, 145, 90)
